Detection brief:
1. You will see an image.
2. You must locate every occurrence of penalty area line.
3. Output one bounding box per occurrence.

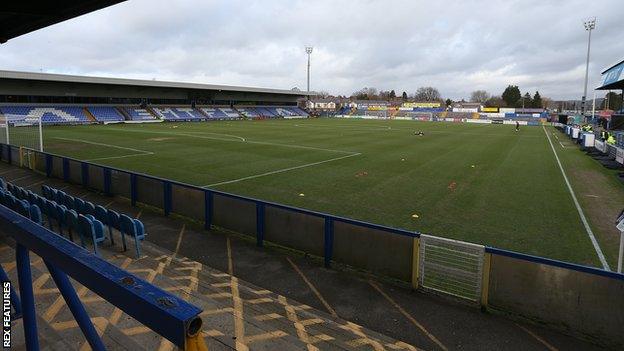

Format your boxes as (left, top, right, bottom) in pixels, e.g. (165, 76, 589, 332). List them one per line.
(53, 137, 154, 161)
(203, 152, 361, 188)
(542, 126, 609, 270)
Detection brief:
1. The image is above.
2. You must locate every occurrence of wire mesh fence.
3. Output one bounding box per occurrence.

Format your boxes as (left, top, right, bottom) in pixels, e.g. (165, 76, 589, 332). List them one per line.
(419, 234, 484, 302)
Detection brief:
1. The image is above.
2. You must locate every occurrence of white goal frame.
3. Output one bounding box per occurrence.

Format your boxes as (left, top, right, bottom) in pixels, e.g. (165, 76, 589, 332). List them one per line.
(0, 113, 44, 152)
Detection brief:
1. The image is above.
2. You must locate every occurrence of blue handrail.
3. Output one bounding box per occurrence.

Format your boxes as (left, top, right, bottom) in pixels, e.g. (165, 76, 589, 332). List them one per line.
(0, 203, 203, 349)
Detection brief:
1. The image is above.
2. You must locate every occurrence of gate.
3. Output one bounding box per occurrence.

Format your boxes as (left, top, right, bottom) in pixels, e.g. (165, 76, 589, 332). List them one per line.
(419, 234, 485, 302)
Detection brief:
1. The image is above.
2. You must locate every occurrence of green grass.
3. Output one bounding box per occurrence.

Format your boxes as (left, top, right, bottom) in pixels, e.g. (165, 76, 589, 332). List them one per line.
(35, 118, 624, 267)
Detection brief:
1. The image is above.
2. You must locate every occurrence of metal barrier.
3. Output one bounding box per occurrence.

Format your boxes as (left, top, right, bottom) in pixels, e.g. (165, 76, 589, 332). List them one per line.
(419, 235, 484, 302)
(0, 202, 203, 350)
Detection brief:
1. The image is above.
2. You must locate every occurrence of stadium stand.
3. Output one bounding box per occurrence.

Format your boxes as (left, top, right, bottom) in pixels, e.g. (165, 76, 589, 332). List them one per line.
(87, 106, 125, 122)
(0, 106, 90, 124)
(122, 107, 157, 121)
(236, 106, 261, 118)
(199, 107, 241, 120)
(151, 107, 205, 121)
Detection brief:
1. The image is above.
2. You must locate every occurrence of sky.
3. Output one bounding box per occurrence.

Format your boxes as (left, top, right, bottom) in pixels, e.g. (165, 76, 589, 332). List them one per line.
(1, 0, 622, 100)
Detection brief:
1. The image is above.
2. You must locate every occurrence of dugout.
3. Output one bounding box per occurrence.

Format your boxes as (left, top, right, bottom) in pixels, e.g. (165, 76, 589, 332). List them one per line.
(596, 58, 624, 130)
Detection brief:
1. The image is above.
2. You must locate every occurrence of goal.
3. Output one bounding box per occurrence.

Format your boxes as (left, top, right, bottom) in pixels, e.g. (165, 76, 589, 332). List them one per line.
(0, 113, 44, 152)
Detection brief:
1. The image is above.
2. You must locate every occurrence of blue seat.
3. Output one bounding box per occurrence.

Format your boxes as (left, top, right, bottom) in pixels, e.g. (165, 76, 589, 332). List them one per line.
(83, 201, 96, 216)
(78, 215, 106, 256)
(64, 194, 75, 210)
(55, 190, 66, 204)
(17, 200, 30, 217)
(41, 185, 50, 199)
(0, 177, 5, 190)
(29, 204, 42, 225)
(74, 198, 85, 214)
(94, 205, 114, 245)
(120, 214, 146, 258)
(57, 205, 68, 235)
(44, 200, 57, 230)
(50, 188, 58, 201)
(64, 209, 79, 242)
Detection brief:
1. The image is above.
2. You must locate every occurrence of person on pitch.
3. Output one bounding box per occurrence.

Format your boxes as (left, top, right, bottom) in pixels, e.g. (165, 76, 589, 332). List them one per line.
(515, 121, 520, 132)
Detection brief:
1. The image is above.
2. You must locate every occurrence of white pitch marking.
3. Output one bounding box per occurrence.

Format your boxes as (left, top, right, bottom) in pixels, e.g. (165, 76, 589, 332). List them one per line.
(85, 153, 154, 162)
(100, 128, 356, 155)
(176, 131, 246, 142)
(542, 126, 609, 270)
(53, 137, 154, 161)
(204, 153, 361, 187)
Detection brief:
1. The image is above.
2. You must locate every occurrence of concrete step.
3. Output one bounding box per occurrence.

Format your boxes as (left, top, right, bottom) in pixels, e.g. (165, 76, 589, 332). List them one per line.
(124, 239, 418, 350)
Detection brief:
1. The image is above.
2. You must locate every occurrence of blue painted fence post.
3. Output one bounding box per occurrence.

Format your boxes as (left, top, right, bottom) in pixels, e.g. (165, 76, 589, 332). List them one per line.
(130, 174, 137, 206)
(45, 262, 106, 351)
(204, 190, 213, 230)
(62, 158, 70, 182)
(81, 162, 89, 188)
(324, 217, 334, 268)
(256, 203, 265, 247)
(103, 168, 111, 195)
(163, 181, 172, 216)
(45, 154, 52, 177)
(15, 244, 39, 350)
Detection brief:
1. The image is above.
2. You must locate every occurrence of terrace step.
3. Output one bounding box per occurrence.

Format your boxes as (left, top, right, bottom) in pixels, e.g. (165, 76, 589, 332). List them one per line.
(126, 239, 417, 350)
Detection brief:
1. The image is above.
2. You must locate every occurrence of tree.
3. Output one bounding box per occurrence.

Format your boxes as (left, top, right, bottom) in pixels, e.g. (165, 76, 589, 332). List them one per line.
(470, 90, 490, 104)
(413, 87, 441, 101)
(522, 92, 532, 108)
(445, 98, 452, 107)
(316, 90, 330, 99)
(402, 91, 408, 101)
(390, 90, 396, 99)
(532, 91, 542, 108)
(501, 85, 521, 107)
(485, 96, 505, 107)
(352, 87, 379, 100)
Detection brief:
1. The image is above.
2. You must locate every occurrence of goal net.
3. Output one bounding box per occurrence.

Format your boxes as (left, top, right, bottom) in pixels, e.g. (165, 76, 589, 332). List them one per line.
(0, 113, 44, 152)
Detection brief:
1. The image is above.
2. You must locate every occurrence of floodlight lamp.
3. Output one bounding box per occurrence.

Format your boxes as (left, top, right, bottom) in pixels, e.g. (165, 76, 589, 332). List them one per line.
(305, 46, 313, 54)
(583, 18, 596, 30)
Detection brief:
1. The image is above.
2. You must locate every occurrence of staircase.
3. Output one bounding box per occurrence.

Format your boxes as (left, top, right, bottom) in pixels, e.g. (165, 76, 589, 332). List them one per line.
(115, 107, 132, 121)
(82, 107, 97, 122)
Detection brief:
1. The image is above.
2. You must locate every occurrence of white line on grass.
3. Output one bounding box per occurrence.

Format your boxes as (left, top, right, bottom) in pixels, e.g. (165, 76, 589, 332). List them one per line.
(176, 131, 246, 141)
(203, 152, 361, 187)
(100, 128, 356, 154)
(53, 137, 154, 161)
(542, 126, 609, 270)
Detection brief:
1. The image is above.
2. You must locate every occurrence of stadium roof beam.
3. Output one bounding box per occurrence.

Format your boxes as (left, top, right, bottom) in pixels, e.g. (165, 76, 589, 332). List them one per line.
(0, 1, 126, 43)
(0, 70, 313, 103)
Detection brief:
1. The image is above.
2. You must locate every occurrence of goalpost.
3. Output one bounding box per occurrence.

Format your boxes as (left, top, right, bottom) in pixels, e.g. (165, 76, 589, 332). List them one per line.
(0, 113, 44, 169)
(0, 113, 44, 152)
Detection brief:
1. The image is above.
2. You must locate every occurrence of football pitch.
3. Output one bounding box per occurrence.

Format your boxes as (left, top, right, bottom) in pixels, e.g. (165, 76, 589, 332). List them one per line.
(37, 118, 624, 268)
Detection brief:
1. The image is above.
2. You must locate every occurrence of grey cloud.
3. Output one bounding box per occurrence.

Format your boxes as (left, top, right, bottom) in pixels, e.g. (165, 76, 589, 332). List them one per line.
(0, 0, 622, 100)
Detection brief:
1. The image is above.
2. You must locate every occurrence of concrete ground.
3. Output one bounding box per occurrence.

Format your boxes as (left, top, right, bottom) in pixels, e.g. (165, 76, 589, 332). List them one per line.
(0, 162, 611, 350)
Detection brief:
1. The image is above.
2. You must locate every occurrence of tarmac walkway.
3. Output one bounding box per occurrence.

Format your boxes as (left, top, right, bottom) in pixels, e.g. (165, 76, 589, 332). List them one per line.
(0, 161, 609, 350)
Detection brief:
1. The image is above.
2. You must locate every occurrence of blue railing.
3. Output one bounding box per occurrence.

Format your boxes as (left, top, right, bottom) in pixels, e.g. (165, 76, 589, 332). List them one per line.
(0, 203, 203, 350)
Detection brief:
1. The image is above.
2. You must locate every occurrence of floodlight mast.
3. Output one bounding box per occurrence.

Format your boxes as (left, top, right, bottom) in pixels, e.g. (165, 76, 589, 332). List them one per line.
(305, 46, 313, 99)
(581, 17, 595, 118)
